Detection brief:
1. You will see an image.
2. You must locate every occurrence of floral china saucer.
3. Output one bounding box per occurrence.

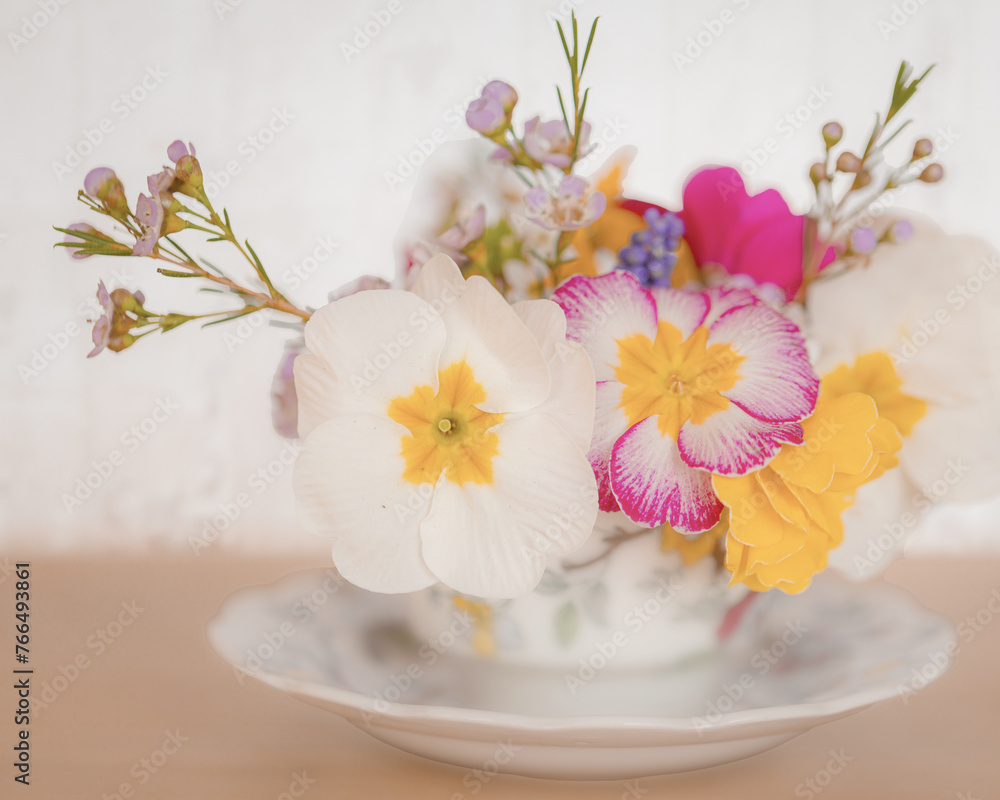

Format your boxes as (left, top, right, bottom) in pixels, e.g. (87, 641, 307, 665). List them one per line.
(207, 569, 955, 780)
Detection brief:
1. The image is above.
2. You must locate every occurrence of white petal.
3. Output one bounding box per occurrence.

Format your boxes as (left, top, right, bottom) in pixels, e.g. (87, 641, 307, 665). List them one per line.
(419, 416, 598, 598)
(513, 299, 596, 452)
(303, 289, 446, 414)
(293, 416, 436, 593)
(828, 469, 916, 580)
(649, 287, 709, 337)
(294, 354, 347, 439)
(808, 215, 1000, 502)
(435, 274, 551, 413)
(512, 299, 566, 361)
(410, 253, 468, 306)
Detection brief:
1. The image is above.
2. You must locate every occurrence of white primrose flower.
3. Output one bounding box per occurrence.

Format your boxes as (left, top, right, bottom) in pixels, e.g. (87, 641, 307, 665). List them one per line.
(292, 254, 598, 598)
(806, 215, 1000, 576)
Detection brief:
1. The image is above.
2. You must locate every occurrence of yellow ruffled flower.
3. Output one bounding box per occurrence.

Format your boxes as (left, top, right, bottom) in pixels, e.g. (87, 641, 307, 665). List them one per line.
(661, 510, 728, 566)
(715, 393, 902, 593)
(821, 351, 926, 436)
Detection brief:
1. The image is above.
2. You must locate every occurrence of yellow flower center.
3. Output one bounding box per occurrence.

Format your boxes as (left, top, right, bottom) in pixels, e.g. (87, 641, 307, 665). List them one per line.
(615, 322, 744, 440)
(388, 360, 504, 486)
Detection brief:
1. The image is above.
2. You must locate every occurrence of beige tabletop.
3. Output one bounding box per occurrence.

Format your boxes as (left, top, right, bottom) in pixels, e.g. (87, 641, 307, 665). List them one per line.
(3, 553, 998, 799)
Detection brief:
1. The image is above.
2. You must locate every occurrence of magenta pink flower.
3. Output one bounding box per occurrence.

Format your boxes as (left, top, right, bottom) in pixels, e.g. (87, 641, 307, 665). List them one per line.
(679, 167, 835, 299)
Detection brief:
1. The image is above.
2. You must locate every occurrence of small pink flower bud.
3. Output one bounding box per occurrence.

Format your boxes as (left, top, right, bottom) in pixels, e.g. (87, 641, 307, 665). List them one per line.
(83, 167, 128, 215)
(889, 219, 914, 243)
(808, 162, 827, 186)
(466, 96, 507, 136)
(821, 121, 843, 148)
(836, 152, 862, 173)
(912, 138, 933, 160)
(482, 80, 518, 112)
(919, 163, 944, 183)
(850, 226, 877, 254)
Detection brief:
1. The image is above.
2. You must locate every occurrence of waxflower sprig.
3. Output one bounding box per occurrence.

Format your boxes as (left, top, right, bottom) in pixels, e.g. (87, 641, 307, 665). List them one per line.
(459, 15, 607, 292)
(56, 142, 312, 355)
(800, 61, 943, 299)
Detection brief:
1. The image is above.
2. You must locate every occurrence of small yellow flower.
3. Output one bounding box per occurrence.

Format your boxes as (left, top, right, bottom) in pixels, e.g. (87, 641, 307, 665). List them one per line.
(821, 352, 926, 436)
(716, 393, 902, 593)
(453, 596, 497, 657)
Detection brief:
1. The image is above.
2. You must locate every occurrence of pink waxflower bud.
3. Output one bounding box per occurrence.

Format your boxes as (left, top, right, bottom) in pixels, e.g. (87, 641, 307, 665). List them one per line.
(83, 167, 128, 216)
(482, 80, 518, 112)
(466, 96, 507, 136)
(166, 141, 203, 195)
(271, 343, 303, 439)
(167, 140, 196, 162)
(889, 219, 914, 243)
(850, 226, 877, 254)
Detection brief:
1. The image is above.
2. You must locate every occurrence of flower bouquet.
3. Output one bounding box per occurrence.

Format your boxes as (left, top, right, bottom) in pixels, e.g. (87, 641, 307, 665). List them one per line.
(58, 15, 1000, 681)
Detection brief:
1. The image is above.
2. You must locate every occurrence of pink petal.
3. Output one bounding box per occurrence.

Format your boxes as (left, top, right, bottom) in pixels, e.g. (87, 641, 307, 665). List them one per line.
(708, 303, 818, 422)
(553, 272, 657, 382)
(590, 381, 630, 513)
(677, 407, 804, 476)
(610, 416, 723, 532)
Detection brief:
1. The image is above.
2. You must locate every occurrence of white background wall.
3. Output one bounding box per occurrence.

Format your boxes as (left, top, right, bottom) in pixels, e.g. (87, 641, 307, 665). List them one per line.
(2, 0, 998, 554)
